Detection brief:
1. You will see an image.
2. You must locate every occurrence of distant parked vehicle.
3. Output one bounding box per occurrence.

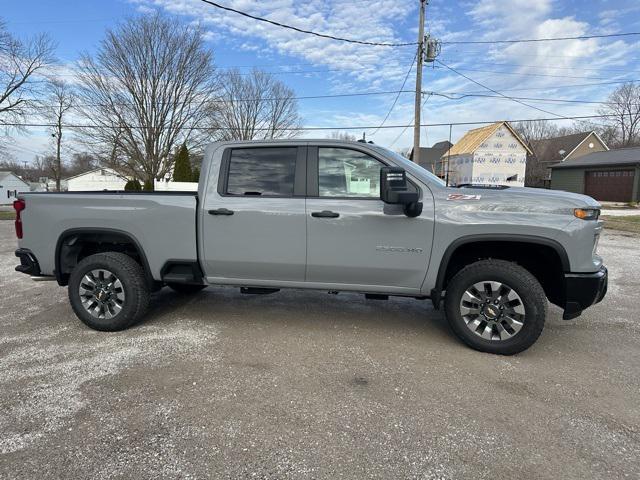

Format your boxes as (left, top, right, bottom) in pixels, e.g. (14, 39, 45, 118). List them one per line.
(13, 140, 607, 354)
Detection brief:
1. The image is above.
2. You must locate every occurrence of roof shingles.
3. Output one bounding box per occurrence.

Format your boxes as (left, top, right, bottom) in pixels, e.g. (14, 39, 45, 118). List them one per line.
(530, 131, 594, 163)
(551, 146, 640, 169)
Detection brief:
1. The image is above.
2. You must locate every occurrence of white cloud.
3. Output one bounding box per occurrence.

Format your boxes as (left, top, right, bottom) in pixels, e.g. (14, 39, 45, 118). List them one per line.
(113, 0, 640, 153)
(130, 0, 418, 87)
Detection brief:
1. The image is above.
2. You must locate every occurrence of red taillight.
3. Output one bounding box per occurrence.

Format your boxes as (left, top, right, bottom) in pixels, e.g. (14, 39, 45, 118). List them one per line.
(13, 199, 25, 239)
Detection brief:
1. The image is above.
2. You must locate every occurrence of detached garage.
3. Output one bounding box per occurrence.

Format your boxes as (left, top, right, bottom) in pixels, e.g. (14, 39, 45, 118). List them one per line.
(550, 147, 640, 202)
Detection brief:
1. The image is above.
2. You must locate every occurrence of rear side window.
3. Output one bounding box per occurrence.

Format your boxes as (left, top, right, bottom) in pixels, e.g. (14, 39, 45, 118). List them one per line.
(226, 147, 297, 196)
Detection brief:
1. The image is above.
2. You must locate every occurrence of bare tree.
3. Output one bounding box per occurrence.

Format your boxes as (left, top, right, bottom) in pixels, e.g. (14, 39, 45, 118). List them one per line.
(67, 151, 98, 176)
(210, 69, 301, 141)
(0, 21, 55, 121)
(327, 131, 357, 141)
(75, 14, 217, 188)
(0, 19, 55, 150)
(597, 83, 640, 148)
(513, 120, 582, 187)
(39, 80, 74, 191)
(512, 119, 560, 145)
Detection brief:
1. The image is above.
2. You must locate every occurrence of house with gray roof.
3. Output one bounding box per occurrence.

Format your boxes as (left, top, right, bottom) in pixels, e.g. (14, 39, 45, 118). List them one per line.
(527, 131, 608, 187)
(410, 141, 452, 174)
(550, 146, 640, 202)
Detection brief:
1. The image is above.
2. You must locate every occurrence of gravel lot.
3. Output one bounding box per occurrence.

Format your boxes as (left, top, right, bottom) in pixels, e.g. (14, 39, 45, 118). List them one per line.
(0, 221, 638, 479)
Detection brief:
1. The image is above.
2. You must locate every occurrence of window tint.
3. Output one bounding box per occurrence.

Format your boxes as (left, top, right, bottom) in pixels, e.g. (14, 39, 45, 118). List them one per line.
(318, 148, 383, 198)
(226, 147, 297, 196)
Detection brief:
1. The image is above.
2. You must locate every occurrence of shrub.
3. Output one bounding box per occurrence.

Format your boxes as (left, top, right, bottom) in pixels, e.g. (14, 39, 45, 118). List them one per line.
(173, 143, 193, 182)
(124, 179, 142, 191)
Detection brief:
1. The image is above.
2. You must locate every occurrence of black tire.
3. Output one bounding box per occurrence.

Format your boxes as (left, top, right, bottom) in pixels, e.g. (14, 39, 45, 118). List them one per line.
(166, 283, 207, 294)
(444, 259, 547, 355)
(68, 252, 150, 331)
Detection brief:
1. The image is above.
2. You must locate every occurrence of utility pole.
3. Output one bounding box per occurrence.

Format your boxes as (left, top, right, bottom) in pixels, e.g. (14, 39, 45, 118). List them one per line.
(412, 0, 427, 164)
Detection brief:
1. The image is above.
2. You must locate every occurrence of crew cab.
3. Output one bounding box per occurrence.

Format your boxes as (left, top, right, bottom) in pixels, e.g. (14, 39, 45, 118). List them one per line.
(14, 140, 608, 354)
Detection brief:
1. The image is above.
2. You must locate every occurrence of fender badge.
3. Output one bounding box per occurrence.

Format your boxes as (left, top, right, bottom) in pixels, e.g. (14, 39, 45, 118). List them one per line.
(447, 193, 482, 201)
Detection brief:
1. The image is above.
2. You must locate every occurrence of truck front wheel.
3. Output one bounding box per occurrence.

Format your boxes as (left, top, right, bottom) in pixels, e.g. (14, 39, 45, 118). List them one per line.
(444, 259, 547, 355)
(68, 252, 150, 331)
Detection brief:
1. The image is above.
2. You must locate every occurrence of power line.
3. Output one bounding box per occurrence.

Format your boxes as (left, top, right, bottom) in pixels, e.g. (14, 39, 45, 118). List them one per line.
(198, 0, 416, 47)
(20, 65, 387, 81)
(432, 65, 618, 81)
(22, 82, 640, 110)
(441, 31, 640, 45)
(20, 77, 640, 110)
(427, 91, 639, 106)
(0, 113, 622, 131)
(454, 79, 640, 94)
(439, 59, 640, 75)
(370, 51, 417, 137)
(389, 93, 432, 148)
(28, 89, 417, 109)
(436, 60, 570, 119)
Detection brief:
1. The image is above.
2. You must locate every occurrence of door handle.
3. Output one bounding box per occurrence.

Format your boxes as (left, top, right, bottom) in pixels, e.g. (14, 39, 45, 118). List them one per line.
(208, 208, 234, 216)
(311, 210, 340, 218)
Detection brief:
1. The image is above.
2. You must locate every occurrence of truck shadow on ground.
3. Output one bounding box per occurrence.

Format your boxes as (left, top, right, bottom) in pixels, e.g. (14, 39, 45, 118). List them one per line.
(139, 286, 456, 344)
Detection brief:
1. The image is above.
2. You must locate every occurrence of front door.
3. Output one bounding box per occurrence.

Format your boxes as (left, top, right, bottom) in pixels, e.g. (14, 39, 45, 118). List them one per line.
(201, 145, 307, 283)
(305, 146, 434, 292)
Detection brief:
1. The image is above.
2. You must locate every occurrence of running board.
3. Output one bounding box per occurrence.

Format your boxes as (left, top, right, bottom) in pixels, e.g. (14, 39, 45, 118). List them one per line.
(240, 287, 280, 295)
(365, 293, 388, 300)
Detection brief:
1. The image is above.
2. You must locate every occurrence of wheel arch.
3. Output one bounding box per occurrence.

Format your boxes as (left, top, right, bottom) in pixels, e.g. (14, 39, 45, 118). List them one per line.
(55, 228, 153, 287)
(431, 234, 570, 309)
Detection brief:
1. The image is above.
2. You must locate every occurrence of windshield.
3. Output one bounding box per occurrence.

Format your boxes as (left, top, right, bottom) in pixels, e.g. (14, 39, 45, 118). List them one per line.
(370, 145, 447, 187)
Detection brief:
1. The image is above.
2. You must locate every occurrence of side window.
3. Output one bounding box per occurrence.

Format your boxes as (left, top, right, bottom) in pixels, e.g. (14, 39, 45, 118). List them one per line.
(318, 148, 383, 198)
(225, 147, 297, 196)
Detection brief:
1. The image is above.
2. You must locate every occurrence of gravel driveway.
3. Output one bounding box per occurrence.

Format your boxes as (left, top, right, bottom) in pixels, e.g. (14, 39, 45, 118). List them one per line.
(0, 221, 638, 479)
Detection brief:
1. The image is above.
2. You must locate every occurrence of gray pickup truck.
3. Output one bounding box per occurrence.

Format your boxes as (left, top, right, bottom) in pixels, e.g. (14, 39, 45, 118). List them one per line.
(13, 140, 607, 354)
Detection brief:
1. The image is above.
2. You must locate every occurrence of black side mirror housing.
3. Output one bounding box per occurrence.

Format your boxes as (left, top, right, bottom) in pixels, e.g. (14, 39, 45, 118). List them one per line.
(380, 167, 423, 217)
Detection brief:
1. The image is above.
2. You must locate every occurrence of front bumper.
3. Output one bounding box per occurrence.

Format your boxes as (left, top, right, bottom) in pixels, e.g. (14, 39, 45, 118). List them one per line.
(15, 248, 41, 276)
(562, 266, 608, 320)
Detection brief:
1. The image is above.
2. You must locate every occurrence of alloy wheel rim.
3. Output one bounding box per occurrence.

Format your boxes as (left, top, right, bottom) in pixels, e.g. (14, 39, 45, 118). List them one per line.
(79, 269, 125, 319)
(459, 281, 525, 341)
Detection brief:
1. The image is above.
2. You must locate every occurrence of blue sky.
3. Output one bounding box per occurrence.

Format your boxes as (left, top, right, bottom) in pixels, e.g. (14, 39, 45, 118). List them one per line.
(3, 0, 640, 163)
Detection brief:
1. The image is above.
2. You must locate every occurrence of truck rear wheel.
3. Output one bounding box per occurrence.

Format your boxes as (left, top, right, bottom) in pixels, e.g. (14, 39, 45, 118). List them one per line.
(444, 259, 547, 355)
(167, 283, 207, 294)
(68, 252, 150, 331)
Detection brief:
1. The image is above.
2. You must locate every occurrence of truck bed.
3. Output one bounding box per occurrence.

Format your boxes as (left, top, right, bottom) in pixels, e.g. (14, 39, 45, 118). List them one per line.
(17, 191, 199, 279)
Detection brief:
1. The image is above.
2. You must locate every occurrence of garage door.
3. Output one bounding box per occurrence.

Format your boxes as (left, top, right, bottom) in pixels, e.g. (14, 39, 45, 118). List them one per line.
(584, 170, 635, 202)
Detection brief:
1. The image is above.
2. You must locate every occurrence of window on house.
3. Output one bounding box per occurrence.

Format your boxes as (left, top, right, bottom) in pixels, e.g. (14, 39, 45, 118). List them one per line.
(225, 147, 297, 196)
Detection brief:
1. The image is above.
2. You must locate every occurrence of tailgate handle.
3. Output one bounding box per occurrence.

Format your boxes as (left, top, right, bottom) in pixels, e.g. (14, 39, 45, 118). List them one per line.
(311, 210, 340, 218)
(208, 208, 234, 216)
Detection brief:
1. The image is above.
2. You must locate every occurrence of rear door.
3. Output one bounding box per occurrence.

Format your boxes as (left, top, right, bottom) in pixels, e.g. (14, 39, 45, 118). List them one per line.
(305, 146, 434, 291)
(201, 145, 307, 283)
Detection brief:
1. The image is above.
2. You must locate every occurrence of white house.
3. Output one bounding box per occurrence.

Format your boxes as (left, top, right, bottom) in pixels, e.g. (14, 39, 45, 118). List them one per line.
(0, 171, 30, 205)
(441, 122, 531, 186)
(154, 180, 198, 191)
(66, 168, 129, 191)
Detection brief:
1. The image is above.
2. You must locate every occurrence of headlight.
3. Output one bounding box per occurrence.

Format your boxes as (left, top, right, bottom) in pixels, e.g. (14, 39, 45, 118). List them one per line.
(574, 208, 600, 220)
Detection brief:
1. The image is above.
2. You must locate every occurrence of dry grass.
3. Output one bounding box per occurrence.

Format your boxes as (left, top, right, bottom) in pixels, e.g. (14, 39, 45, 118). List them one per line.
(0, 211, 15, 221)
(601, 215, 640, 234)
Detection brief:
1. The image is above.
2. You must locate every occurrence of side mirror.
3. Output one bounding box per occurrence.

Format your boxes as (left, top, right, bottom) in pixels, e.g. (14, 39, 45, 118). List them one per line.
(380, 167, 423, 218)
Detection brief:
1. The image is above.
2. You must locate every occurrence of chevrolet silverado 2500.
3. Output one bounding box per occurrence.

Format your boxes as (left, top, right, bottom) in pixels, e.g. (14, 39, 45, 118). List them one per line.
(13, 140, 607, 354)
